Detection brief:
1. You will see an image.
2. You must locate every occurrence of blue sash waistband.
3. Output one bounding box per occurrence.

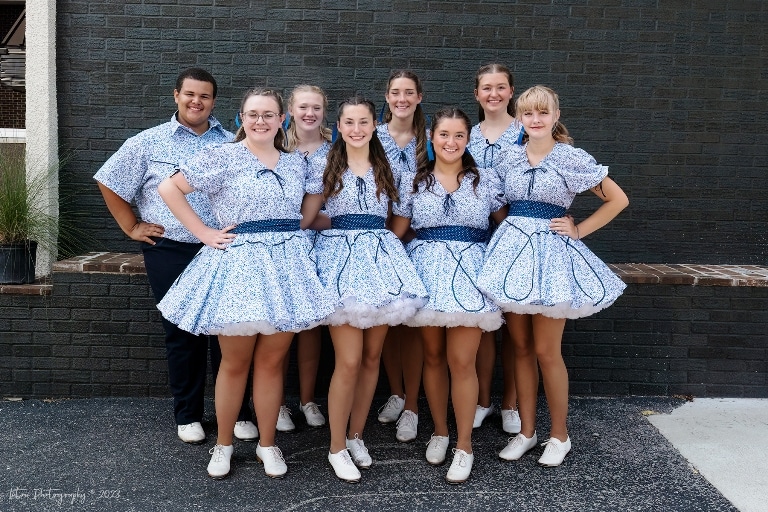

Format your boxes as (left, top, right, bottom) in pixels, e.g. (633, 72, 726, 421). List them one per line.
(330, 214, 386, 230)
(415, 226, 488, 243)
(507, 200, 567, 219)
(231, 219, 300, 233)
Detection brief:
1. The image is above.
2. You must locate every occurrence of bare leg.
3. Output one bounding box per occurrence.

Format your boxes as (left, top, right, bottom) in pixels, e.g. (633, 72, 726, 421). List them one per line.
(381, 326, 405, 398)
(475, 330, 496, 408)
(215, 335, 257, 446)
(327, 324, 363, 453)
(280, 336, 293, 406)
(401, 326, 422, 414)
(252, 331, 294, 447)
(506, 312, 537, 438)
(297, 327, 322, 405)
(501, 327, 518, 410)
(446, 326, 482, 453)
(348, 324, 389, 438)
(532, 314, 569, 442)
(420, 326, 449, 437)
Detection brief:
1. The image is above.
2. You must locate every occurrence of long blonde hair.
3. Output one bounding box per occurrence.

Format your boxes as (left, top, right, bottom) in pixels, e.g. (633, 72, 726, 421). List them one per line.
(516, 85, 573, 145)
(285, 85, 332, 152)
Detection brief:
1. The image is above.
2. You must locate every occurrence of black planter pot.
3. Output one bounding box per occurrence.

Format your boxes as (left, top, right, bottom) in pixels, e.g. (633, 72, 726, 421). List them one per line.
(0, 241, 38, 284)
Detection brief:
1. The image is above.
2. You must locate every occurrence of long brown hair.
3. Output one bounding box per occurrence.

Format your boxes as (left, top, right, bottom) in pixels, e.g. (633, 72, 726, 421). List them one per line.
(516, 85, 574, 145)
(413, 106, 480, 194)
(383, 70, 428, 171)
(475, 63, 515, 122)
(323, 96, 399, 204)
(233, 88, 287, 151)
(285, 84, 332, 152)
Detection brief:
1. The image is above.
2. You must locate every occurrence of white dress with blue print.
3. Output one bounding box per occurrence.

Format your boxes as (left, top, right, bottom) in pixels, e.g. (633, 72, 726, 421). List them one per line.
(478, 143, 626, 319)
(157, 143, 335, 335)
(300, 140, 333, 246)
(395, 167, 505, 331)
(377, 124, 417, 175)
(468, 120, 524, 169)
(309, 158, 427, 329)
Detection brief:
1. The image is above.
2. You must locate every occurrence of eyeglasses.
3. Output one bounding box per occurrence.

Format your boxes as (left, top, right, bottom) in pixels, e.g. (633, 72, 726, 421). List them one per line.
(241, 111, 280, 122)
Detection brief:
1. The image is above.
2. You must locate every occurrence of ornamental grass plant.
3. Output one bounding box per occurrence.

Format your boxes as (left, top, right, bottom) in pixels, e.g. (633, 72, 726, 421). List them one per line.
(0, 144, 59, 250)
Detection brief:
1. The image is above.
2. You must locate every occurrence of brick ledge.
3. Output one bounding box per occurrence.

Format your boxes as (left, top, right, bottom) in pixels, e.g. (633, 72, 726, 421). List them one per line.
(53, 252, 768, 286)
(2, 254, 767, 296)
(610, 263, 768, 287)
(52, 252, 146, 274)
(0, 277, 52, 296)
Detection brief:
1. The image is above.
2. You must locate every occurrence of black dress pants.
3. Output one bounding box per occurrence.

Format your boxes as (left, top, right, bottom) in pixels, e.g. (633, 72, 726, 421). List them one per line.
(142, 237, 251, 425)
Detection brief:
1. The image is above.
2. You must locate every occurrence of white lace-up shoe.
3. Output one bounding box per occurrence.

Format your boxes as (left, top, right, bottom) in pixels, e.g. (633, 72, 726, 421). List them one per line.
(300, 402, 326, 428)
(499, 432, 538, 461)
(233, 420, 258, 441)
(501, 409, 522, 434)
(345, 435, 372, 469)
(538, 436, 571, 467)
(255, 443, 287, 478)
(425, 434, 449, 466)
(445, 448, 474, 484)
(207, 444, 233, 479)
(178, 422, 205, 444)
(472, 404, 495, 428)
(377, 395, 405, 423)
(396, 410, 418, 442)
(328, 449, 361, 483)
(276, 405, 296, 432)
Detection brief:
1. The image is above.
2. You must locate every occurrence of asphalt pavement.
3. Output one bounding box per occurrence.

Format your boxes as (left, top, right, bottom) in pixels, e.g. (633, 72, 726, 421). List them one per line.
(1, 395, 761, 512)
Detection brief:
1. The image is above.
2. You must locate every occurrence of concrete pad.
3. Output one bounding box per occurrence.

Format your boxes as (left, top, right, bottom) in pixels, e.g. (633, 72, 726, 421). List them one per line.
(648, 398, 768, 512)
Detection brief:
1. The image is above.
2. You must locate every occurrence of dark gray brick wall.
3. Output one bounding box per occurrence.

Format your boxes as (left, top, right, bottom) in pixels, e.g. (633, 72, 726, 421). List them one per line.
(1, 276, 766, 399)
(55, 1, 768, 264)
(561, 285, 768, 398)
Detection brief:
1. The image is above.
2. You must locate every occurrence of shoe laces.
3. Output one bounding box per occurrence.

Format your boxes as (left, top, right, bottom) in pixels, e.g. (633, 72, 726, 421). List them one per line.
(279, 405, 292, 419)
(339, 449, 356, 466)
(397, 410, 417, 431)
(349, 434, 368, 453)
(302, 402, 321, 416)
(426, 435, 447, 453)
(509, 432, 533, 448)
(262, 445, 285, 464)
(208, 444, 227, 462)
(451, 448, 469, 468)
(378, 395, 402, 414)
(426, 435, 442, 447)
(540, 438, 564, 456)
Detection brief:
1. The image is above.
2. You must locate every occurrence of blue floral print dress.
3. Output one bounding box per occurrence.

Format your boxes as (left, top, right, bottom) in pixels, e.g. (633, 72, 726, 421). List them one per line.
(300, 140, 332, 246)
(467, 120, 524, 169)
(478, 143, 626, 318)
(309, 157, 427, 328)
(377, 124, 417, 176)
(395, 167, 505, 331)
(157, 143, 335, 335)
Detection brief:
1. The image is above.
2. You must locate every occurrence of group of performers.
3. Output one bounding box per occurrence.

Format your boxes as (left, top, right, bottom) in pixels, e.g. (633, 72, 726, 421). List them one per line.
(95, 64, 628, 484)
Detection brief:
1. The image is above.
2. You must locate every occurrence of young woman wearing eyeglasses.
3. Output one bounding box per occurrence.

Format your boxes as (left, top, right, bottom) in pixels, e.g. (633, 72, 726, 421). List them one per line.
(157, 87, 335, 481)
